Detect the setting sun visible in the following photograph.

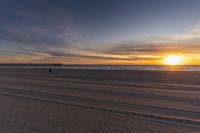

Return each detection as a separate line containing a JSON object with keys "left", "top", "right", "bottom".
{"left": 163, "top": 55, "right": 184, "bottom": 65}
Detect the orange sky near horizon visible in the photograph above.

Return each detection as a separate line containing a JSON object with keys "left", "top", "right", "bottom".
{"left": 0, "top": 52, "right": 200, "bottom": 65}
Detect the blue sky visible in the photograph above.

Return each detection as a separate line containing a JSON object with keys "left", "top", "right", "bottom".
{"left": 1, "top": 0, "right": 200, "bottom": 64}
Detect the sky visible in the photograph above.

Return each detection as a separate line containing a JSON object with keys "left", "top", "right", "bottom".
{"left": 1, "top": 0, "right": 200, "bottom": 65}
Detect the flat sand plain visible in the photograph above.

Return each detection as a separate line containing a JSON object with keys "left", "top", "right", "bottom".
{"left": 0, "top": 68, "right": 199, "bottom": 133}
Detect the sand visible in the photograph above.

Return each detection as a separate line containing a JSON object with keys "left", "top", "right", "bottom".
{"left": 0, "top": 68, "right": 199, "bottom": 133}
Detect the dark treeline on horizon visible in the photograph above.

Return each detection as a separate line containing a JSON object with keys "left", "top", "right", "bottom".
{"left": 0, "top": 63, "right": 63, "bottom": 66}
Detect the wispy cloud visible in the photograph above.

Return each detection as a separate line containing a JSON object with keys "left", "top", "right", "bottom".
{"left": 0, "top": 0, "right": 81, "bottom": 54}
{"left": 0, "top": 0, "right": 200, "bottom": 64}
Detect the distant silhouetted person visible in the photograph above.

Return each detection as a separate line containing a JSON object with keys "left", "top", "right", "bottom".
{"left": 49, "top": 68, "right": 52, "bottom": 72}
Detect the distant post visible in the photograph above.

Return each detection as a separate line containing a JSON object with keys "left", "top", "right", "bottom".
{"left": 49, "top": 68, "right": 52, "bottom": 72}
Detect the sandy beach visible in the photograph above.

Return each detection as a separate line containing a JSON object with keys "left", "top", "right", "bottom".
{"left": 0, "top": 68, "right": 199, "bottom": 133}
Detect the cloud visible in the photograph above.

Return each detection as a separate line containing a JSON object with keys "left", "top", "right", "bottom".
{"left": 90, "top": 24, "right": 200, "bottom": 57}
{"left": 171, "top": 24, "right": 200, "bottom": 42}
{"left": 0, "top": 0, "right": 80, "bottom": 51}
{"left": 0, "top": 0, "right": 200, "bottom": 64}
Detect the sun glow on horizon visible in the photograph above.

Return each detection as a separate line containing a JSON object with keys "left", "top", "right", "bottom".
{"left": 163, "top": 55, "right": 184, "bottom": 65}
